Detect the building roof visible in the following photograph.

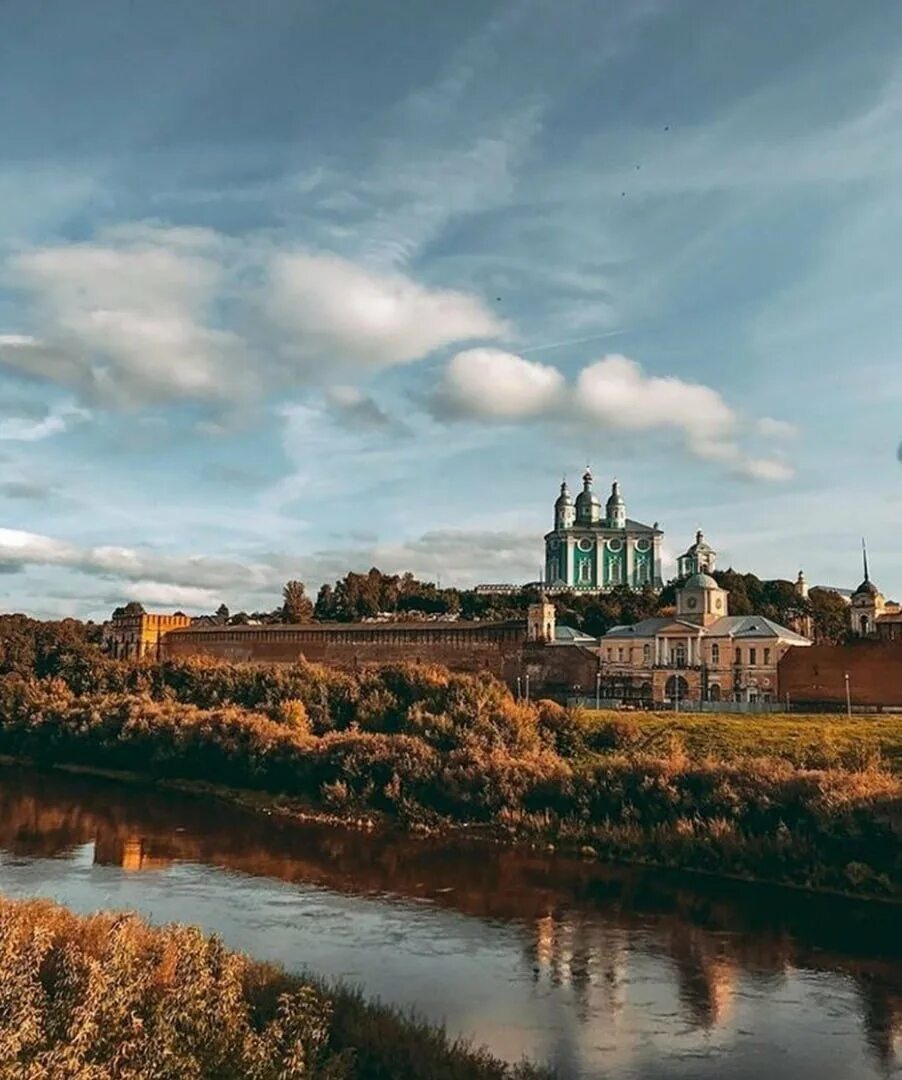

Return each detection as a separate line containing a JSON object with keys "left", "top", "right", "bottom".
{"left": 602, "top": 614, "right": 809, "bottom": 644}
{"left": 683, "top": 572, "right": 720, "bottom": 589}
{"left": 553, "top": 624, "right": 597, "bottom": 643}
{"left": 705, "top": 615, "right": 810, "bottom": 643}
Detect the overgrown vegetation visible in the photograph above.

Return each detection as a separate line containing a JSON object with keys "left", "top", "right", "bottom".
{"left": 0, "top": 894, "right": 549, "bottom": 1079}
{"left": 0, "top": 616, "right": 898, "bottom": 900}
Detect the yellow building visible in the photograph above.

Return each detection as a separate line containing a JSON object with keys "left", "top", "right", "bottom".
{"left": 599, "top": 572, "right": 811, "bottom": 705}
{"left": 102, "top": 602, "right": 192, "bottom": 660}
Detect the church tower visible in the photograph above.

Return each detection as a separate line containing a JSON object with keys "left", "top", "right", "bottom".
{"left": 677, "top": 531, "right": 717, "bottom": 578}
{"left": 850, "top": 540, "right": 886, "bottom": 636}
{"left": 527, "top": 599, "right": 556, "bottom": 642}
{"left": 554, "top": 479, "right": 575, "bottom": 531}
{"left": 676, "top": 573, "right": 728, "bottom": 627}
{"left": 606, "top": 481, "right": 626, "bottom": 529}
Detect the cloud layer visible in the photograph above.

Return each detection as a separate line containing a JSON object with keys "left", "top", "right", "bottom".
{"left": 430, "top": 349, "right": 796, "bottom": 481}
{"left": 0, "top": 228, "right": 505, "bottom": 413}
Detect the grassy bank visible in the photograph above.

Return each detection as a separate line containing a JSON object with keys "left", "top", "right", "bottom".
{"left": 0, "top": 894, "right": 548, "bottom": 1080}
{"left": 583, "top": 709, "right": 902, "bottom": 773}
{"left": 0, "top": 656, "right": 899, "bottom": 901}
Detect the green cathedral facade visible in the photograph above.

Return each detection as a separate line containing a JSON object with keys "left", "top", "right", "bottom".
{"left": 544, "top": 469, "right": 664, "bottom": 592}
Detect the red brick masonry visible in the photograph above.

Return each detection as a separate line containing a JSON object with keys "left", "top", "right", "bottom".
{"left": 778, "top": 641, "right": 902, "bottom": 708}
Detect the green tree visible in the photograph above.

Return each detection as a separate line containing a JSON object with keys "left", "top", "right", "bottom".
{"left": 809, "top": 588, "right": 850, "bottom": 644}
{"left": 282, "top": 581, "right": 314, "bottom": 623}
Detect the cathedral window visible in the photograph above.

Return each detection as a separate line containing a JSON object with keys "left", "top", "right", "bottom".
{"left": 711, "top": 643, "right": 720, "bottom": 665}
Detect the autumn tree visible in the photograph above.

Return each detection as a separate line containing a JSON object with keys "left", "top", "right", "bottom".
{"left": 281, "top": 580, "right": 314, "bottom": 623}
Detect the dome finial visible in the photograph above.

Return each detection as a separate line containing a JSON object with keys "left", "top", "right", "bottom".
{"left": 582, "top": 465, "right": 593, "bottom": 488}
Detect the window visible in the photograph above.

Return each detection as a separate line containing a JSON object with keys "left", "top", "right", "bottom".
{"left": 734, "top": 647, "right": 741, "bottom": 664}
{"left": 711, "top": 643, "right": 720, "bottom": 665}
{"left": 673, "top": 644, "right": 686, "bottom": 667}
{"left": 763, "top": 648, "right": 771, "bottom": 665}
{"left": 749, "top": 647, "right": 757, "bottom": 665}
{"left": 643, "top": 643, "right": 651, "bottom": 664}
{"left": 618, "top": 647, "right": 624, "bottom": 662}
{"left": 607, "top": 648, "right": 613, "bottom": 660}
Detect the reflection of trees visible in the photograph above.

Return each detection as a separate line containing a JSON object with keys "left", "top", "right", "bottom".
{"left": 0, "top": 764, "right": 899, "bottom": 1069}
{"left": 525, "top": 912, "right": 628, "bottom": 1025}
{"left": 857, "top": 973, "right": 902, "bottom": 1073}
{"left": 665, "top": 923, "right": 739, "bottom": 1029}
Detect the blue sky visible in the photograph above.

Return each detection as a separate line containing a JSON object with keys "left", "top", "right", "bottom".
{"left": 1, "top": 0, "right": 901, "bottom": 618}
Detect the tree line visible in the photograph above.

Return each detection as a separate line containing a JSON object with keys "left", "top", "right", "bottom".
{"left": 198, "top": 566, "right": 852, "bottom": 644}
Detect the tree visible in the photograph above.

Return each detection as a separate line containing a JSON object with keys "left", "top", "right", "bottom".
{"left": 809, "top": 588, "right": 850, "bottom": 644}
{"left": 215, "top": 603, "right": 230, "bottom": 625}
{"left": 282, "top": 581, "right": 314, "bottom": 623}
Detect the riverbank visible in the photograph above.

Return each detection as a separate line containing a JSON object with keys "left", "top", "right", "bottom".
{"left": 0, "top": 659, "right": 899, "bottom": 901}
{"left": 0, "top": 893, "right": 550, "bottom": 1079}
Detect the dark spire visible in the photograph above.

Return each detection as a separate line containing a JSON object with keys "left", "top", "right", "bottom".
{"left": 862, "top": 537, "right": 870, "bottom": 583}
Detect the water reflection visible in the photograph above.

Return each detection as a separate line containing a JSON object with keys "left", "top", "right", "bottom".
{"left": 0, "top": 765, "right": 899, "bottom": 1079}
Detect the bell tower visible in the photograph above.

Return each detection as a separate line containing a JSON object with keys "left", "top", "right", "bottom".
{"left": 527, "top": 599, "right": 556, "bottom": 642}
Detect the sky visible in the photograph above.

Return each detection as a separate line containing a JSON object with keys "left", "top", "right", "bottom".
{"left": 1, "top": 0, "right": 901, "bottom": 619}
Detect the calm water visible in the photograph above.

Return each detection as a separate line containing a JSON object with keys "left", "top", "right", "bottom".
{"left": 0, "top": 765, "right": 898, "bottom": 1079}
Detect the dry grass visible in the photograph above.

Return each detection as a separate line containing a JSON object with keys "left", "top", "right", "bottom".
{"left": 0, "top": 894, "right": 549, "bottom": 1080}
{"left": 583, "top": 709, "right": 902, "bottom": 773}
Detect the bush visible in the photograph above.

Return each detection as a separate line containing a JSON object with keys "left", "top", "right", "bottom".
{"left": 0, "top": 895, "right": 550, "bottom": 1079}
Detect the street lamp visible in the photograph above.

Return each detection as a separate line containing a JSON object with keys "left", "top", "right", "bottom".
{"left": 844, "top": 672, "right": 852, "bottom": 720}
{"left": 524, "top": 673, "right": 530, "bottom": 702}
{"left": 595, "top": 670, "right": 601, "bottom": 711}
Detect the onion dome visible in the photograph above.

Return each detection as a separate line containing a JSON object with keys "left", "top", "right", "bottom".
{"left": 554, "top": 479, "right": 573, "bottom": 510}
{"left": 574, "top": 467, "right": 601, "bottom": 523}
{"left": 606, "top": 479, "right": 626, "bottom": 526}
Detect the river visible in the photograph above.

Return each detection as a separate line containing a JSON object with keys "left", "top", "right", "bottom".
{"left": 0, "top": 763, "right": 898, "bottom": 1079}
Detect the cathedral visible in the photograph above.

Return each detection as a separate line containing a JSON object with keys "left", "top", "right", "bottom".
{"left": 544, "top": 469, "right": 664, "bottom": 592}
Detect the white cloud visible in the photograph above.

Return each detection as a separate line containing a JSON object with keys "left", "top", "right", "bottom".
{"left": 575, "top": 355, "right": 736, "bottom": 447}
{"left": 0, "top": 522, "right": 542, "bottom": 614}
{"left": 2, "top": 230, "right": 250, "bottom": 409}
{"left": 427, "top": 349, "right": 795, "bottom": 482}
{"left": 1, "top": 228, "right": 505, "bottom": 411}
{"left": 123, "top": 581, "right": 221, "bottom": 609}
{"left": 0, "top": 400, "right": 90, "bottom": 442}
{"left": 736, "top": 457, "right": 796, "bottom": 482}
{"left": 756, "top": 416, "right": 801, "bottom": 439}
{"left": 432, "top": 348, "right": 566, "bottom": 420}
{"left": 266, "top": 251, "right": 506, "bottom": 374}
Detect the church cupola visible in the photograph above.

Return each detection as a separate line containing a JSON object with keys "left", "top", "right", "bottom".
{"left": 574, "top": 467, "right": 601, "bottom": 525}
{"left": 554, "top": 479, "right": 575, "bottom": 530}
{"left": 677, "top": 529, "right": 717, "bottom": 578}
{"left": 677, "top": 572, "right": 728, "bottom": 626}
{"left": 606, "top": 480, "right": 626, "bottom": 528}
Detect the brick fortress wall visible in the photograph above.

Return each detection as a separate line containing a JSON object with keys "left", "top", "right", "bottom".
{"left": 778, "top": 641, "right": 902, "bottom": 708}
{"left": 162, "top": 622, "right": 600, "bottom": 699}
